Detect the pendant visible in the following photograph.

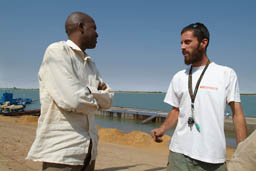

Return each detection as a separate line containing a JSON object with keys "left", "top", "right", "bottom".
{"left": 188, "top": 117, "right": 194, "bottom": 130}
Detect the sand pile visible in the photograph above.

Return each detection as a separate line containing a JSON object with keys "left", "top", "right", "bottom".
{"left": 0, "top": 115, "right": 38, "bottom": 124}
{"left": 0, "top": 115, "right": 170, "bottom": 149}
{"left": 98, "top": 127, "right": 170, "bottom": 150}
{"left": 17, "top": 116, "right": 39, "bottom": 124}
{"left": 97, "top": 127, "right": 235, "bottom": 158}
{"left": 0, "top": 115, "right": 19, "bottom": 122}
{"left": 0, "top": 115, "right": 235, "bottom": 158}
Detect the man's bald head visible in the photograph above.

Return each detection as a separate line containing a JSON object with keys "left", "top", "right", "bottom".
{"left": 65, "top": 12, "right": 93, "bottom": 36}
{"left": 65, "top": 12, "right": 98, "bottom": 51}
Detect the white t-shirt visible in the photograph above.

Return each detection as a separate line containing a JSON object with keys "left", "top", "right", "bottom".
{"left": 164, "top": 62, "right": 240, "bottom": 163}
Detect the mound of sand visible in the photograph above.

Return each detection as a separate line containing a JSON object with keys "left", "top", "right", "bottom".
{"left": 98, "top": 127, "right": 170, "bottom": 151}
{"left": 0, "top": 115, "right": 38, "bottom": 124}
{"left": 0, "top": 115, "right": 235, "bottom": 158}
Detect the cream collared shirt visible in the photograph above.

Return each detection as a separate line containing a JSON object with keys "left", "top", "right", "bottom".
{"left": 26, "top": 40, "right": 114, "bottom": 165}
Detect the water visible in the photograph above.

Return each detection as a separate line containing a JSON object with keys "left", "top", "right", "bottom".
{"left": 113, "top": 92, "right": 256, "bottom": 117}
{"left": 1, "top": 89, "right": 255, "bottom": 147}
{"left": 96, "top": 115, "right": 168, "bottom": 134}
{"left": 1, "top": 90, "right": 255, "bottom": 117}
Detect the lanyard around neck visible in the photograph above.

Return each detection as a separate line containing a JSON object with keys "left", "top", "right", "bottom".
{"left": 188, "top": 60, "right": 210, "bottom": 106}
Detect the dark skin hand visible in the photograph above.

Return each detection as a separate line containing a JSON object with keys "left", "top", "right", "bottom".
{"left": 98, "top": 81, "right": 107, "bottom": 90}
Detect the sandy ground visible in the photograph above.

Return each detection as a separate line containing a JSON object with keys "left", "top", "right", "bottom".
{"left": 0, "top": 115, "right": 235, "bottom": 171}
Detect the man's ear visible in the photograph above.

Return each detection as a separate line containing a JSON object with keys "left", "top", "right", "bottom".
{"left": 78, "top": 23, "right": 84, "bottom": 34}
{"left": 200, "top": 38, "right": 208, "bottom": 49}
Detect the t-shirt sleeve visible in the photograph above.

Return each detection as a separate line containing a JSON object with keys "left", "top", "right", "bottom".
{"left": 226, "top": 68, "right": 241, "bottom": 103}
{"left": 164, "top": 75, "right": 179, "bottom": 108}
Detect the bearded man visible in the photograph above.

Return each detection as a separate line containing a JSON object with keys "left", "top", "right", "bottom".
{"left": 151, "top": 23, "right": 247, "bottom": 171}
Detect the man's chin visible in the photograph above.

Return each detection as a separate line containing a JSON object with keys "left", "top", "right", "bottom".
{"left": 88, "top": 44, "right": 97, "bottom": 49}
{"left": 184, "top": 57, "right": 192, "bottom": 65}
{"left": 184, "top": 61, "right": 191, "bottom": 65}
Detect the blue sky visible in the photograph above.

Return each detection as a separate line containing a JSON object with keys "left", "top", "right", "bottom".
{"left": 0, "top": 0, "right": 255, "bottom": 93}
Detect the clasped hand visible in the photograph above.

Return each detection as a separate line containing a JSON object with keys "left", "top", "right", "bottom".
{"left": 98, "top": 81, "right": 107, "bottom": 90}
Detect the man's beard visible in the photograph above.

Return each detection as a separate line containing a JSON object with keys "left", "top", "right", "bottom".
{"left": 184, "top": 46, "right": 204, "bottom": 65}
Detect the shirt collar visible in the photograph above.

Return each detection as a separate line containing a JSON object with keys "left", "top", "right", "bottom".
{"left": 66, "top": 40, "right": 82, "bottom": 51}
{"left": 66, "top": 40, "right": 91, "bottom": 62}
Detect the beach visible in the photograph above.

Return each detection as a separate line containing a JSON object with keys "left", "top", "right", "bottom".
{"left": 0, "top": 115, "right": 236, "bottom": 171}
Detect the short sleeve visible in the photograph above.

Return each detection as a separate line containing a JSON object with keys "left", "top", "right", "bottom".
{"left": 226, "top": 68, "right": 241, "bottom": 103}
{"left": 164, "top": 74, "right": 180, "bottom": 108}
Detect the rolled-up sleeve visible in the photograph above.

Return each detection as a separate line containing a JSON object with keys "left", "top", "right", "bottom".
{"left": 39, "top": 44, "right": 98, "bottom": 114}
{"left": 86, "top": 64, "right": 113, "bottom": 109}
{"left": 88, "top": 85, "right": 114, "bottom": 109}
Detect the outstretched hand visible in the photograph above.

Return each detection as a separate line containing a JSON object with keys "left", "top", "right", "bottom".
{"left": 151, "top": 128, "right": 165, "bottom": 143}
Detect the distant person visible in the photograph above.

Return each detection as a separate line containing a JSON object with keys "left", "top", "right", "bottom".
{"left": 151, "top": 22, "right": 247, "bottom": 171}
{"left": 27, "top": 11, "right": 114, "bottom": 170}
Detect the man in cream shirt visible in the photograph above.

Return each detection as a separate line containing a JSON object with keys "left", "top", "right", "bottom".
{"left": 27, "top": 12, "right": 114, "bottom": 171}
